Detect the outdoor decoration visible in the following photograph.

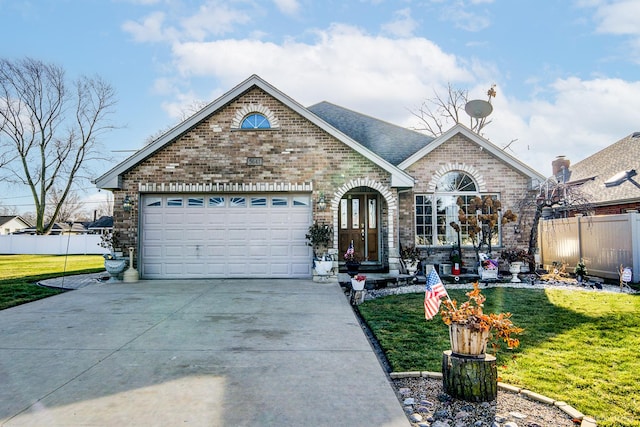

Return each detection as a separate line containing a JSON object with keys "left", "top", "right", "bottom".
{"left": 454, "top": 195, "right": 517, "bottom": 263}
{"left": 351, "top": 274, "right": 366, "bottom": 291}
{"left": 103, "top": 254, "right": 127, "bottom": 282}
{"left": 574, "top": 259, "right": 587, "bottom": 283}
{"left": 439, "top": 282, "right": 523, "bottom": 402}
{"left": 344, "top": 240, "right": 360, "bottom": 277}
{"left": 400, "top": 245, "right": 421, "bottom": 274}
{"left": 123, "top": 247, "right": 139, "bottom": 283}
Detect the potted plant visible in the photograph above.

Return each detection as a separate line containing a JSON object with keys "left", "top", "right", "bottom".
{"left": 351, "top": 274, "right": 366, "bottom": 291}
{"left": 440, "top": 283, "right": 523, "bottom": 356}
{"left": 501, "top": 248, "right": 525, "bottom": 282}
{"left": 305, "top": 222, "right": 332, "bottom": 259}
{"left": 574, "top": 259, "right": 587, "bottom": 283}
{"left": 400, "top": 245, "right": 421, "bottom": 274}
{"left": 306, "top": 222, "right": 333, "bottom": 277}
{"left": 99, "top": 231, "right": 128, "bottom": 282}
{"left": 343, "top": 240, "right": 360, "bottom": 277}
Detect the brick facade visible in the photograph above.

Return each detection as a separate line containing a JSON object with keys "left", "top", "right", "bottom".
{"left": 113, "top": 87, "right": 396, "bottom": 264}
{"left": 102, "top": 78, "right": 538, "bottom": 276}
{"left": 399, "top": 133, "right": 531, "bottom": 264}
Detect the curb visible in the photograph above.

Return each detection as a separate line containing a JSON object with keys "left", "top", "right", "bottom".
{"left": 390, "top": 371, "right": 596, "bottom": 426}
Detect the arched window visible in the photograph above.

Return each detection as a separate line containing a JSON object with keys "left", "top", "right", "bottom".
{"left": 240, "top": 113, "right": 271, "bottom": 129}
{"left": 415, "top": 171, "right": 500, "bottom": 247}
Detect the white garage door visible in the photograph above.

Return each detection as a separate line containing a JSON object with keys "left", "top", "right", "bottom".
{"left": 140, "top": 194, "right": 312, "bottom": 279}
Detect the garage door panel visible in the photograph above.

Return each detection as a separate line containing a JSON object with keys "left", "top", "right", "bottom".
{"left": 164, "top": 212, "right": 185, "bottom": 225}
{"left": 291, "top": 263, "right": 311, "bottom": 276}
{"left": 143, "top": 213, "right": 164, "bottom": 225}
{"left": 165, "top": 245, "right": 186, "bottom": 257}
{"left": 185, "top": 213, "right": 207, "bottom": 224}
{"left": 141, "top": 193, "right": 311, "bottom": 278}
{"left": 164, "top": 230, "right": 186, "bottom": 242}
{"left": 164, "top": 263, "right": 185, "bottom": 275}
{"left": 227, "top": 263, "right": 249, "bottom": 275}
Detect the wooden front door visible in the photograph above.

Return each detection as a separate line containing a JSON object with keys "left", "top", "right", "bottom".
{"left": 338, "top": 194, "right": 379, "bottom": 262}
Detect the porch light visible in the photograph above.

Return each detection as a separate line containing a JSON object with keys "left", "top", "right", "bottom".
{"left": 317, "top": 193, "right": 327, "bottom": 211}
{"left": 123, "top": 195, "right": 133, "bottom": 213}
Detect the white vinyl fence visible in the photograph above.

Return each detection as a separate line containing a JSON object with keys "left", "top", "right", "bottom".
{"left": 0, "top": 234, "right": 109, "bottom": 255}
{"left": 539, "top": 211, "right": 640, "bottom": 282}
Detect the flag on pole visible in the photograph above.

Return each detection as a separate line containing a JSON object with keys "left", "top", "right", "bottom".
{"left": 424, "top": 269, "right": 448, "bottom": 320}
{"left": 345, "top": 240, "right": 355, "bottom": 260}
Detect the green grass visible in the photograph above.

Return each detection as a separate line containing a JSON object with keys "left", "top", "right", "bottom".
{"left": 358, "top": 287, "right": 640, "bottom": 427}
{"left": 0, "top": 255, "right": 105, "bottom": 310}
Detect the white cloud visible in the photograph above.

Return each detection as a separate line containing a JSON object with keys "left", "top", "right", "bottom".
{"left": 122, "top": 11, "right": 177, "bottom": 42}
{"left": 592, "top": 0, "right": 640, "bottom": 35}
{"left": 382, "top": 8, "right": 419, "bottom": 37}
{"left": 485, "top": 77, "right": 640, "bottom": 175}
{"left": 169, "top": 24, "right": 473, "bottom": 123}
{"left": 122, "top": 1, "right": 253, "bottom": 43}
{"left": 179, "top": 2, "right": 252, "bottom": 40}
{"left": 439, "top": 1, "right": 492, "bottom": 32}
{"left": 272, "top": 0, "right": 300, "bottom": 16}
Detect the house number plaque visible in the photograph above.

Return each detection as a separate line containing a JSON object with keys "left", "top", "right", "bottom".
{"left": 247, "top": 157, "right": 263, "bottom": 166}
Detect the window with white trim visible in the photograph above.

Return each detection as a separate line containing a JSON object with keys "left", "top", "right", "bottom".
{"left": 415, "top": 171, "right": 500, "bottom": 247}
{"left": 241, "top": 113, "right": 270, "bottom": 129}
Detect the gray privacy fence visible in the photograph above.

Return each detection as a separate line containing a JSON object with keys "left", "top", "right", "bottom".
{"left": 0, "top": 234, "right": 109, "bottom": 255}
{"left": 539, "top": 211, "right": 640, "bottom": 283}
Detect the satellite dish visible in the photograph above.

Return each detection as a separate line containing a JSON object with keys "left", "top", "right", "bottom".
{"left": 604, "top": 169, "right": 638, "bottom": 187}
{"left": 465, "top": 99, "right": 493, "bottom": 119}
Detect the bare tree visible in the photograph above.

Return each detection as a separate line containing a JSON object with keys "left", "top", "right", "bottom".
{"left": 0, "top": 202, "right": 18, "bottom": 215}
{"left": 0, "top": 57, "right": 117, "bottom": 234}
{"left": 45, "top": 187, "right": 85, "bottom": 223}
{"left": 411, "top": 83, "right": 496, "bottom": 137}
{"left": 144, "top": 99, "right": 209, "bottom": 145}
{"left": 516, "top": 178, "right": 594, "bottom": 266}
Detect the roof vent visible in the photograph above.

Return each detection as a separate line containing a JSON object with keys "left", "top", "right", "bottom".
{"left": 632, "top": 132, "right": 640, "bottom": 138}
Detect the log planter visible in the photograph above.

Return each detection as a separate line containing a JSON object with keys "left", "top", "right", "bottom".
{"left": 443, "top": 323, "right": 497, "bottom": 402}
{"left": 442, "top": 350, "right": 497, "bottom": 402}
{"left": 448, "top": 323, "right": 489, "bottom": 357}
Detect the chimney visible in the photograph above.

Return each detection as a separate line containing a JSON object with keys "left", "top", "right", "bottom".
{"left": 552, "top": 155, "right": 570, "bottom": 180}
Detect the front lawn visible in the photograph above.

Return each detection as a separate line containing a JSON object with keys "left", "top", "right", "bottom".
{"left": 0, "top": 255, "right": 105, "bottom": 310}
{"left": 358, "top": 286, "right": 640, "bottom": 427}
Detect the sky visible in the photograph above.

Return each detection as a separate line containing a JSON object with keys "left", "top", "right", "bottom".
{"left": 1, "top": 0, "right": 640, "bottom": 215}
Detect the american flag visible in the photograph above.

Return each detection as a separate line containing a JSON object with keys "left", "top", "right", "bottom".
{"left": 345, "top": 240, "right": 355, "bottom": 259}
{"left": 424, "top": 269, "right": 448, "bottom": 320}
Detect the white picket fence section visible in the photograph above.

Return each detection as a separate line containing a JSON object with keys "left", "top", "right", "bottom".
{"left": 0, "top": 234, "right": 109, "bottom": 255}
{"left": 539, "top": 211, "right": 640, "bottom": 282}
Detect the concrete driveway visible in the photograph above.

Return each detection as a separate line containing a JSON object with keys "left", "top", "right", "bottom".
{"left": 0, "top": 279, "right": 409, "bottom": 426}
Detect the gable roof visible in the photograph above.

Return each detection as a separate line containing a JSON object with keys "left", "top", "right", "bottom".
{"left": 398, "top": 123, "right": 546, "bottom": 186}
{"left": 0, "top": 215, "right": 31, "bottom": 228}
{"left": 94, "top": 74, "right": 415, "bottom": 189}
{"left": 307, "top": 102, "right": 433, "bottom": 166}
{"left": 564, "top": 132, "right": 640, "bottom": 205}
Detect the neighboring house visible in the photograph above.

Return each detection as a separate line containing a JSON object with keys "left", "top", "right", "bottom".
{"left": 559, "top": 132, "right": 640, "bottom": 214}
{"left": 15, "top": 222, "right": 88, "bottom": 235}
{"left": 94, "top": 75, "right": 545, "bottom": 279}
{"left": 85, "top": 215, "right": 114, "bottom": 235}
{"left": 0, "top": 215, "right": 31, "bottom": 235}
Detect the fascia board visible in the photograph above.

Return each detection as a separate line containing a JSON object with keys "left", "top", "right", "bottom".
{"left": 398, "top": 123, "right": 546, "bottom": 183}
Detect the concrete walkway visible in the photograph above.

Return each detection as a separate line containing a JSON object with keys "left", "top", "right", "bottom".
{"left": 0, "top": 278, "right": 409, "bottom": 426}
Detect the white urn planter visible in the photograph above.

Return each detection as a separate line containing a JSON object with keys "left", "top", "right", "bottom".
{"left": 509, "top": 262, "right": 522, "bottom": 283}
{"left": 404, "top": 260, "right": 419, "bottom": 275}
{"left": 104, "top": 257, "right": 128, "bottom": 282}
{"left": 351, "top": 277, "right": 366, "bottom": 291}
{"left": 314, "top": 260, "right": 333, "bottom": 276}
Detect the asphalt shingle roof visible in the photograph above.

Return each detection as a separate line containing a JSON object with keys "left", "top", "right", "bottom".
{"left": 307, "top": 101, "right": 433, "bottom": 166}
{"left": 566, "top": 132, "right": 640, "bottom": 205}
